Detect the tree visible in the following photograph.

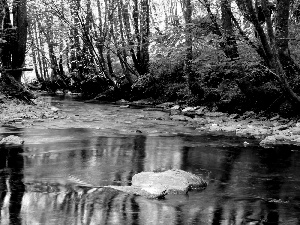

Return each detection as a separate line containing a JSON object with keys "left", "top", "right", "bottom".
{"left": 220, "top": 0, "right": 239, "bottom": 59}
{"left": 182, "top": 0, "right": 194, "bottom": 93}
{"left": 2, "top": 0, "right": 28, "bottom": 82}
{"left": 235, "top": 0, "right": 300, "bottom": 106}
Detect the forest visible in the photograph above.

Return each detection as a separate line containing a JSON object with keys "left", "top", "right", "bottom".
{"left": 1, "top": 0, "right": 300, "bottom": 117}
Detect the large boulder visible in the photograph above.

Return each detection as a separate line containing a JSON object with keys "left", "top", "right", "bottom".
{"left": 131, "top": 169, "right": 207, "bottom": 195}
{"left": 69, "top": 169, "right": 207, "bottom": 199}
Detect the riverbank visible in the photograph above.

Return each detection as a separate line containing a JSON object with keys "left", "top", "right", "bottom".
{"left": 1, "top": 93, "right": 300, "bottom": 147}
{"left": 0, "top": 94, "right": 67, "bottom": 127}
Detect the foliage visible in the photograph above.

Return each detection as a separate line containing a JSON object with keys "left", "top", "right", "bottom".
{"left": 1, "top": 0, "right": 300, "bottom": 116}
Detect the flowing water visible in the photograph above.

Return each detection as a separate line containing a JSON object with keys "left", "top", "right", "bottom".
{"left": 1, "top": 95, "right": 300, "bottom": 225}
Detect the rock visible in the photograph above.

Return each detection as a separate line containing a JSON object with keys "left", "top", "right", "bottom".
{"left": 195, "top": 107, "right": 207, "bottom": 116}
{"left": 116, "top": 99, "right": 129, "bottom": 104}
{"left": 219, "top": 125, "right": 238, "bottom": 132}
{"left": 193, "top": 117, "right": 208, "bottom": 125}
{"left": 260, "top": 136, "right": 277, "bottom": 146}
{"left": 236, "top": 126, "right": 271, "bottom": 137}
{"left": 170, "top": 115, "right": 192, "bottom": 122}
{"left": 290, "top": 127, "right": 300, "bottom": 135}
{"left": 156, "top": 102, "right": 175, "bottom": 108}
{"left": 182, "top": 111, "right": 195, "bottom": 118}
{"left": 229, "top": 114, "right": 239, "bottom": 119}
{"left": 182, "top": 107, "right": 196, "bottom": 112}
{"left": 205, "top": 112, "right": 226, "bottom": 117}
{"left": 0, "top": 135, "right": 24, "bottom": 145}
{"left": 241, "top": 111, "right": 255, "bottom": 119}
{"left": 209, "top": 124, "right": 221, "bottom": 132}
{"left": 260, "top": 135, "right": 294, "bottom": 146}
{"left": 120, "top": 105, "right": 130, "bottom": 108}
{"left": 132, "top": 169, "right": 207, "bottom": 195}
{"left": 50, "top": 106, "right": 60, "bottom": 112}
{"left": 171, "top": 105, "right": 181, "bottom": 110}
{"left": 270, "top": 115, "right": 280, "bottom": 121}
{"left": 276, "top": 124, "right": 290, "bottom": 131}
{"left": 108, "top": 185, "right": 167, "bottom": 199}
{"left": 243, "top": 141, "right": 250, "bottom": 147}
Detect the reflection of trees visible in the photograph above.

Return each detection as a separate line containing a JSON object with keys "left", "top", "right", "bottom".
{"left": 0, "top": 144, "right": 25, "bottom": 225}
{"left": 174, "top": 138, "right": 298, "bottom": 224}
{"left": 211, "top": 146, "right": 242, "bottom": 225}
{"left": 4, "top": 131, "right": 300, "bottom": 224}
{"left": 0, "top": 148, "right": 8, "bottom": 221}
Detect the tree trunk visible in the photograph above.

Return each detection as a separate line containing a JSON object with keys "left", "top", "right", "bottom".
{"left": 117, "top": 0, "right": 134, "bottom": 84}
{"left": 182, "top": 0, "right": 194, "bottom": 93}
{"left": 34, "top": 21, "right": 46, "bottom": 80}
{"left": 132, "top": 0, "right": 141, "bottom": 64}
{"left": 69, "top": 0, "right": 81, "bottom": 75}
{"left": 221, "top": 0, "right": 239, "bottom": 59}
{"left": 235, "top": 0, "right": 274, "bottom": 67}
{"left": 122, "top": 0, "right": 141, "bottom": 75}
{"left": 140, "top": 0, "right": 150, "bottom": 75}
{"left": 201, "top": 0, "right": 239, "bottom": 60}
{"left": 1, "top": 0, "right": 12, "bottom": 69}
{"left": 10, "top": 0, "right": 28, "bottom": 82}
{"left": 274, "top": 0, "right": 300, "bottom": 77}
{"left": 261, "top": 0, "right": 300, "bottom": 106}
{"left": 28, "top": 24, "right": 42, "bottom": 82}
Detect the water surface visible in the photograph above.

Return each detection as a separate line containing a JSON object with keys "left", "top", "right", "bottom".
{"left": 1, "top": 95, "right": 300, "bottom": 224}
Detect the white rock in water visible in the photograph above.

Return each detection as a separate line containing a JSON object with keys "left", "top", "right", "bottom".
{"left": 50, "top": 106, "right": 60, "bottom": 112}
{"left": 0, "top": 135, "right": 24, "bottom": 145}
{"left": 171, "top": 105, "right": 180, "bottom": 110}
{"left": 132, "top": 169, "right": 207, "bottom": 194}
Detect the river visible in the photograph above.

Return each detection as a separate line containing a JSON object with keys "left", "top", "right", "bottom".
{"left": 0, "top": 95, "right": 300, "bottom": 224}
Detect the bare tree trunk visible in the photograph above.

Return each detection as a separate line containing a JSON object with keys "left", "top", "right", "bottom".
{"left": 140, "top": 0, "right": 150, "bottom": 74}
{"left": 28, "top": 24, "right": 42, "bottom": 82}
{"left": 33, "top": 21, "right": 45, "bottom": 80}
{"left": 122, "top": 0, "right": 140, "bottom": 74}
{"left": 1, "top": 0, "right": 12, "bottom": 69}
{"left": 69, "top": 0, "right": 81, "bottom": 75}
{"left": 11, "top": 0, "right": 28, "bottom": 82}
{"left": 132, "top": 0, "right": 141, "bottom": 64}
{"left": 274, "top": 0, "right": 300, "bottom": 77}
{"left": 221, "top": 0, "right": 239, "bottom": 59}
{"left": 95, "top": 0, "right": 110, "bottom": 77}
{"left": 117, "top": 0, "right": 134, "bottom": 84}
{"left": 182, "top": 0, "right": 194, "bottom": 93}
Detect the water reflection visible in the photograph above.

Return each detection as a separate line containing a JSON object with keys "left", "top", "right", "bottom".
{"left": 1, "top": 127, "right": 300, "bottom": 224}
{"left": 0, "top": 143, "right": 25, "bottom": 225}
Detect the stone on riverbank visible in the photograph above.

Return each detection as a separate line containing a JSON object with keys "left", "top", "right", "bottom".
{"left": 0, "top": 135, "right": 24, "bottom": 145}
{"left": 131, "top": 169, "right": 207, "bottom": 195}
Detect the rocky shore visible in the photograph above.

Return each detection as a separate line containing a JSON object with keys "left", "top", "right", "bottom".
{"left": 0, "top": 94, "right": 67, "bottom": 127}
{"left": 1, "top": 95, "right": 300, "bottom": 148}
{"left": 160, "top": 103, "right": 300, "bottom": 147}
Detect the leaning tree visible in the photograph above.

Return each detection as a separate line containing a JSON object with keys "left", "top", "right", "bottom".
{"left": 234, "top": 0, "right": 300, "bottom": 106}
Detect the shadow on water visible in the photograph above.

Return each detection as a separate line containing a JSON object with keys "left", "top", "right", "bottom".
{"left": 0, "top": 137, "right": 25, "bottom": 225}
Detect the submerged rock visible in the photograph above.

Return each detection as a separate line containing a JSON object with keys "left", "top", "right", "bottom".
{"left": 0, "top": 135, "right": 24, "bottom": 145}
{"left": 132, "top": 169, "right": 207, "bottom": 195}
{"left": 108, "top": 185, "right": 167, "bottom": 199}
